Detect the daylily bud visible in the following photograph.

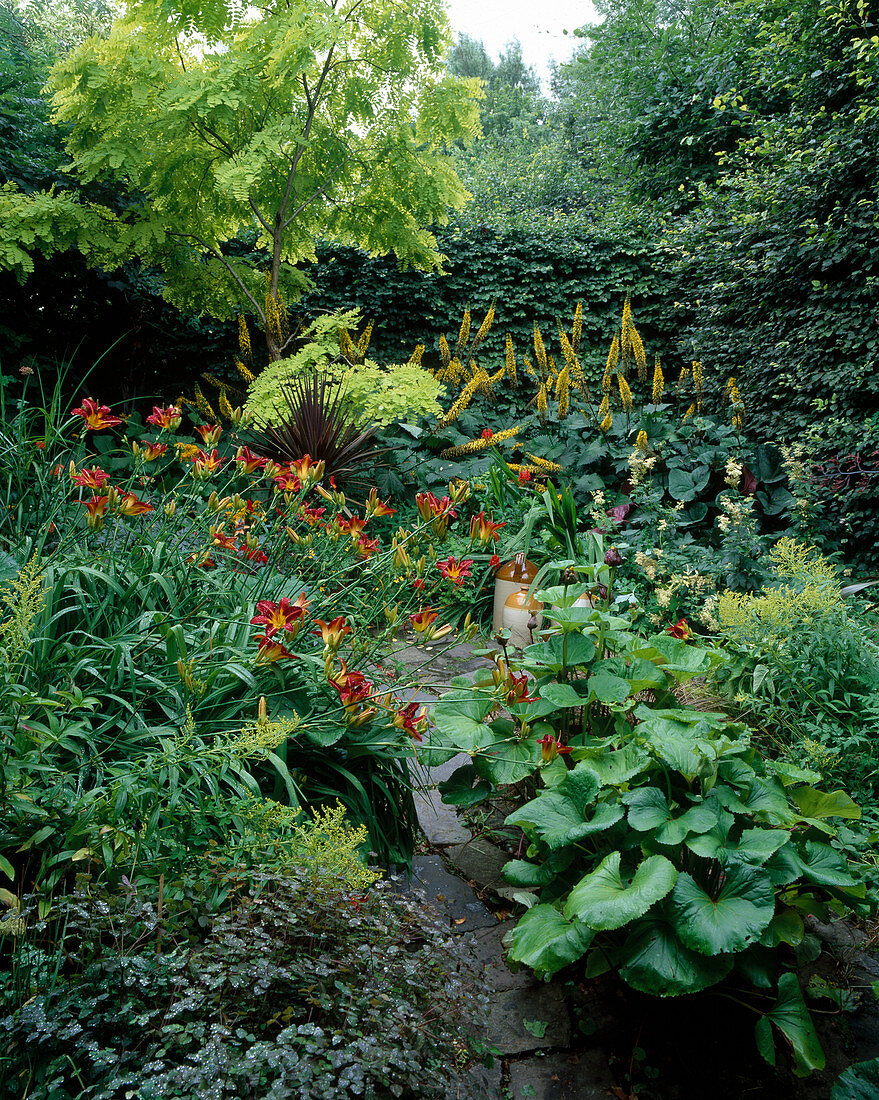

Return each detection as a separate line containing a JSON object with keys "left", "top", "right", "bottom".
{"left": 258, "top": 695, "right": 268, "bottom": 723}
{"left": 164, "top": 499, "right": 177, "bottom": 517}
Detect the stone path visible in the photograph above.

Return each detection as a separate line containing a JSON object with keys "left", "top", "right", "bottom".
{"left": 390, "top": 636, "right": 617, "bottom": 1100}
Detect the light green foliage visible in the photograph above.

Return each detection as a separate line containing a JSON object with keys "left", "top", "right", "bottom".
{"left": 1, "top": 0, "right": 481, "bottom": 349}
{"left": 246, "top": 309, "right": 446, "bottom": 427}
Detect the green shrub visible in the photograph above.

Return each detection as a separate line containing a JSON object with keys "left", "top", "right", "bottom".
{"left": 421, "top": 584, "right": 871, "bottom": 1074}
{"left": 710, "top": 539, "right": 879, "bottom": 805}
{"left": 2, "top": 874, "right": 490, "bottom": 1099}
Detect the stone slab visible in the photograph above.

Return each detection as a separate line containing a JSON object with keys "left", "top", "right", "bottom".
{"left": 462, "top": 1061, "right": 504, "bottom": 1100}
{"left": 507, "top": 1050, "right": 615, "bottom": 1100}
{"left": 466, "top": 923, "right": 532, "bottom": 991}
{"left": 408, "top": 853, "right": 497, "bottom": 931}
{"left": 414, "top": 750, "right": 472, "bottom": 785}
{"left": 487, "top": 985, "right": 572, "bottom": 1055}
{"left": 416, "top": 787, "right": 471, "bottom": 846}
{"left": 446, "top": 835, "right": 520, "bottom": 901}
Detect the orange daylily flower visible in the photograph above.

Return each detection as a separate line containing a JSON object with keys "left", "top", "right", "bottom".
{"left": 468, "top": 510, "right": 506, "bottom": 545}
{"left": 250, "top": 596, "right": 307, "bottom": 637}
{"left": 537, "top": 734, "right": 573, "bottom": 765}
{"left": 666, "top": 618, "right": 692, "bottom": 639}
{"left": 313, "top": 617, "right": 352, "bottom": 651}
{"left": 289, "top": 455, "right": 325, "bottom": 487}
{"left": 116, "top": 491, "right": 154, "bottom": 516}
{"left": 365, "top": 487, "right": 396, "bottom": 518}
{"left": 190, "top": 448, "right": 225, "bottom": 479}
{"left": 254, "top": 633, "right": 295, "bottom": 664}
{"left": 235, "top": 446, "right": 267, "bottom": 473}
{"left": 297, "top": 505, "right": 326, "bottom": 526}
{"left": 194, "top": 423, "right": 222, "bottom": 446}
{"left": 71, "top": 398, "right": 122, "bottom": 431}
{"left": 392, "top": 701, "right": 429, "bottom": 742}
{"left": 337, "top": 515, "right": 369, "bottom": 540}
{"left": 82, "top": 494, "right": 109, "bottom": 530}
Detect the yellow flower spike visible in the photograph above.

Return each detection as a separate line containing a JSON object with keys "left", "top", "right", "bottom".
{"left": 408, "top": 343, "right": 425, "bottom": 366}
{"left": 218, "top": 389, "right": 234, "bottom": 421}
{"left": 682, "top": 404, "right": 696, "bottom": 423}
{"left": 617, "top": 374, "right": 633, "bottom": 412}
{"left": 193, "top": 384, "right": 216, "bottom": 421}
{"left": 598, "top": 394, "right": 610, "bottom": 418}
{"left": 455, "top": 308, "right": 471, "bottom": 356}
{"left": 572, "top": 300, "right": 583, "bottom": 354}
{"left": 693, "top": 360, "right": 705, "bottom": 409}
{"left": 605, "top": 334, "right": 620, "bottom": 381}
{"left": 629, "top": 324, "right": 647, "bottom": 381}
{"left": 238, "top": 315, "right": 252, "bottom": 365}
{"left": 473, "top": 301, "right": 495, "bottom": 350}
{"left": 677, "top": 362, "right": 690, "bottom": 390}
{"left": 526, "top": 453, "right": 564, "bottom": 473}
{"left": 438, "top": 334, "right": 451, "bottom": 367}
{"left": 555, "top": 365, "right": 570, "bottom": 420}
{"left": 652, "top": 360, "right": 665, "bottom": 403}
{"left": 600, "top": 411, "right": 613, "bottom": 433}
{"left": 439, "top": 426, "right": 520, "bottom": 459}
{"left": 533, "top": 322, "right": 547, "bottom": 371}
{"left": 537, "top": 382, "right": 548, "bottom": 421}
{"left": 357, "top": 321, "right": 373, "bottom": 357}
{"left": 338, "top": 328, "right": 357, "bottom": 363}
{"left": 636, "top": 430, "right": 649, "bottom": 451}
{"left": 505, "top": 334, "right": 518, "bottom": 389}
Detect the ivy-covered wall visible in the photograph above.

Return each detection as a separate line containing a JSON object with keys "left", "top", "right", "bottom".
{"left": 295, "top": 223, "right": 688, "bottom": 379}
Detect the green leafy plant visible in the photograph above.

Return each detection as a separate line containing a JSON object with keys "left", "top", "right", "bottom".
{"left": 421, "top": 585, "right": 871, "bottom": 1074}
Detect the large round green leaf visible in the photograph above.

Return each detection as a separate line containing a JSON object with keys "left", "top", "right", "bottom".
{"left": 831, "top": 1057, "right": 879, "bottom": 1099}
{"left": 564, "top": 851, "right": 677, "bottom": 930}
{"left": 669, "top": 866, "right": 776, "bottom": 956}
{"left": 618, "top": 907, "right": 734, "bottom": 997}
{"left": 505, "top": 770, "right": 611, "bottom": 851}
{"left": 506, "top": 903, "right": 593, "bottom": 977}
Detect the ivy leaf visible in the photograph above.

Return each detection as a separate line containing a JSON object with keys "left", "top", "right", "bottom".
{"left": 669, "top": 866, "right": 776, "bottom": 956}
{"left": 564, "top": 851, "right": 677, "bottom": 930}
{"left": 506, "top": 904, "right": 593, "bottom": 977}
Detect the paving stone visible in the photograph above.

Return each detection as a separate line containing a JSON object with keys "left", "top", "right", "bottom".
{"left": 461, "top": 1061, "right": 504, "bottom": 1100}
{"left": 408, "top": 854, "right": 497, "bottom": 931}
{"left": 466, "top": 923, "right": 531, "bottom": 991}
{"left": 415, "top": 749, "right": 472, "bottom": 785}
{"left": 415, "top": 787, "right": 471, "bottom": 845}
{"left": 507, "top": 1050, "right": 615, "bottom": 1099}
{"left": 487, "top": 985, "right": 572, "bottom": 1055}
{"left": 446, "top": 835, "right": 520, "bottom": 901}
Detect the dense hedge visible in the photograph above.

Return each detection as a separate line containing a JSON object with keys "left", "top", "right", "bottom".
{"left": 295, "top": 222, "right": 688, "bottom": 378}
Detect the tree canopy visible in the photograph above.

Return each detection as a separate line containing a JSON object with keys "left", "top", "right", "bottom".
{"left": 1, "top": 0, "right": 481, "bottom": 355}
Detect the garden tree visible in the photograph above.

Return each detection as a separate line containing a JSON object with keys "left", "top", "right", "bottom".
{"left": 2, "top": 0, "right": 481, "bottom": 359}
{"left": 552, "top": 0, "right": 757, "bottom": 210}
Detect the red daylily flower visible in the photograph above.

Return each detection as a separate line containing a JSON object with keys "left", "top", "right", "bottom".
{"left": 146, "top": 405, "right": 182, "bottom": 431}
{"left": 141, "top": 442, "right": 168, "bottom": 462}
{"left": 481, "top": 428, "right": 494, "bottom": 439}
{"left": 517, "top": 468, "right": 532, "bottom": 484}
{"left": 393, "top": 701, "right": 428, "bottom": 742}
{"left": 666, "top": 618, "right": 692, "bottom": 639}
{"left": 356, "top": 535, "right": 380, "bottom": 559}
{"left": 297, "top": 505, "right": 326, "bottom": 526}
{"left": 239, "top": 546, "right": 268, "bottom": 565}
{"left": 71, "top": 398, "right": 122, "bottom": 431}
{"left": 250, "top": 595, "right": 309, "bottom": 636}
{"left": 537, "top": 734, "right": 573, "bottom": 765}
{"left": 501, "top": 671, "right": 538, "bottom": 706}
{"left": 71, "top": 466, "right": 110, "bottom": 489}
{"left": 436, "top": 556, "right": 474, "bottom": 585}
{"left": 489, "top": 554, "right": 501, "bottom": 571}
